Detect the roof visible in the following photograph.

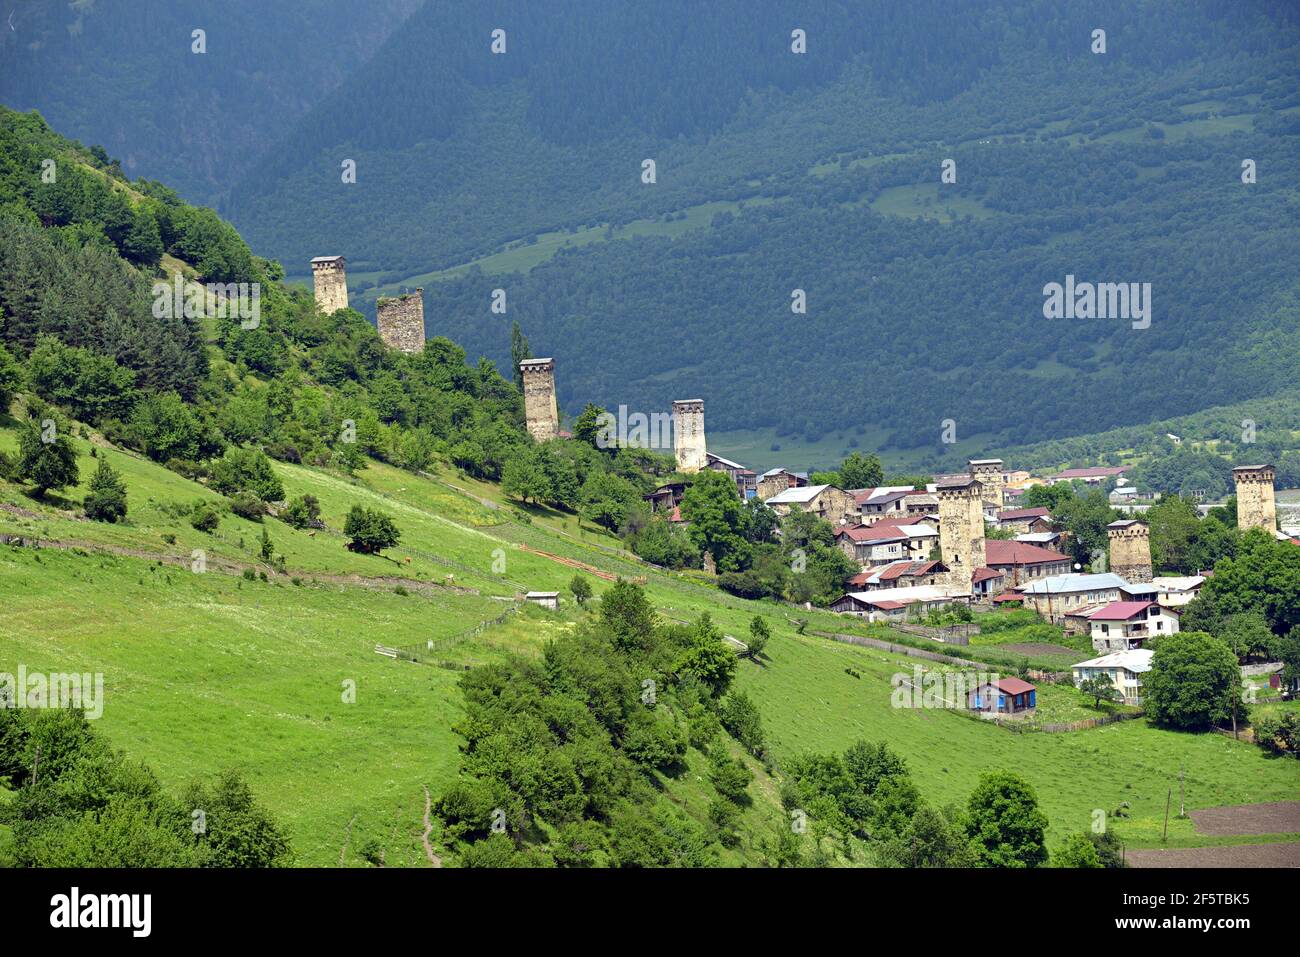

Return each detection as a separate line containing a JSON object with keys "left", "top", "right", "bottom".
{"left": 1014, "top": 532, "right": 1060, "bottom": 543}
{"left": 997, "top": 507, "right": 1050, "bottom": 522}
{"left": 859, "top": 491, "right": 909, "bottom": 507}
{"left": 1106, "top": 519, "right": 1146, "bottom": 529}
{"left": 835, "top": 524, "right": 906, "bottom": 543}
{"left": 1119, "top": 582, "right": 1160, "bottom": 596}
{"left": 1085, "top": 601, "right": 1159, "bottom": 621}
{"left": 875, "top": 560, "right": 944, "bottom": 582}
{"left": 968, "top": 459, "right": 1004, "bottom": 466}
{"left": 759, "top": 467, "right": 800, "bottom": 479}
{"left": 1072, "top": 649, "right": 1154, "bottom": 673}
{"left": 706, "top": 452, "right": 748, "bottom": 471}
{"left": 934, "top": 476, "right": 980, "bottom": 490}
{"left": 765, "top": 484, "right": 832, "bottom": 505}
{"left": 1019, "top": 573, "right": 1130, "bottom": 594}
{"left": 985, "top": 676, "right": 1036, "bottom": 695}
{"left": 667, "top": 506, "right": 685, "bottom": 523}
{"left": 844, "top": 584, "right": 968, "bottom": 604}
{"left": 525, "top": 591, "right": 559, "bottom": 599}
{"left": 518, "top": 357, "right": 554, "bottom": 366}
{"left": 1054, "top": 466, "right": 1128, "bottom": 479}
{"left": 991, "top": 592, "right": 1025, "bottom": 603}
{"left": 972, "top": 567, "right": 1005, "bottom": 583}
{"left": 1153, "top": 576, "right": 1205, "bottom": 592}
{"left": 310, "top": 255, "right": 345, "bottom": 263}
{"left": 984, "top": 540, "right": 1071, "bottom": 567}
{"left": 1232, "top": 464, "right": 1274, "bottom": 472}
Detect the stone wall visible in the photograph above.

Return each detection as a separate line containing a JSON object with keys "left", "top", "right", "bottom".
{"left": 1108, "top": 522, "right": 1152, "bottom": 583}
{"left": 376, "top": 290, "right": 426, "bottom": 354}
{"left": 311, "top": 257, "right": 349, "bottom": 314}
{"left": 672, "top": 400, "right": 707, "bottom": 473}
{"left": 969, "top": 459, "right": 1004, "bottom": 509}
{"left": 1234, "top": 465, "right": 1277, "bottom": 532}
{"left": 937, "top": 480, "right": 986, "bottom": 589}
{"left": 521, "top": 358, "right": 559, "bottom": 441}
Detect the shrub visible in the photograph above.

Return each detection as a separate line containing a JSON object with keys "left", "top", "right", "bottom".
{"left": 190, "top": 501, "right": 220, "bottom": 532}
{"left": 281, "top": 494, "right": 322, "bottom": 530}
{"left": 343, "top": 505, "right": 400, "bottom": 555}
{"left": 230, "top": 491, "right": 266, "bottom": 522}
{"left": 83, "top": 458, "right": 128, "bottom": 523}
{"left": 242, "top": 568, "right": 256, "bottom": 581}
{"left": 209, "top": 446, "right": 284, "bottom": 502}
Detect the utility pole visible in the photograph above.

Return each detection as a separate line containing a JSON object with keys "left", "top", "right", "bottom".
{"left": 1162, "top": 788, "right": 1171, "bottom": 842}
{"left": 1179, "top": 765, "right": 1185, "bottom": 819}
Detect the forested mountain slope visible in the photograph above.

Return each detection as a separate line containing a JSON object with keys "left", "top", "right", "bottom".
{"left": 218, "top": 0, "right": 1300, "bottom": 452}
{"left": 0, "top": 0, "right": 422, "bottom": 205}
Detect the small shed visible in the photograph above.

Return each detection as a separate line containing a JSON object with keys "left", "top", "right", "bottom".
{"left": 969, "top": 677, "right": 1037, "bottom": 715}
{"left": 524, "top": 591, "right": 559, "bottom": 610}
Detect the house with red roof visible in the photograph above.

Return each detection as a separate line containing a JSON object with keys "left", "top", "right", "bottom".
{"left": 993, "top": 506, "right": 1053, "bottom": 534}
{"left": 834, "top": 523, "right": 909, "bottom": 567}
{"left": 1086, "top": 600, "right": 1180, "bottom": 652}
{"left": 968, "top": 676, "right": 1037, "bottom": 716}
{"left": 983, "top": 539, "right": 1073, "bottom": 588}
{"left": 849, "top": 559, "right": 949, "bottom": 591}
{"left": 1049, "top": 466, "right": 1129, "bottom": 486}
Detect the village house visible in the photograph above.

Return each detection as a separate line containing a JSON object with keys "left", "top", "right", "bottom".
{"left": 969, "top": 676, "right": 1037, "bottom": 716}
{"left": 830, "top": 584, "right": 970, "bottom": 622}
{"left": 644, "top": 481, "right": 687, "bottom": 513}
{"left": 1014, "top": 530, "right": 1065, "bottom": 549}
{"left": 853, "top": 487, "right": 914, "bottom": 524}
{"left": 993, "top": 506, "right": 1053, "bottom": 534}
{"left": 972, "top": 566, "right": 1006, "bottom": 598}
{"left": 834, "top": 524, "right": 908, "bottom": 567}
{"left": 1087, "top": 601, "right": 1181, "bottom": 652}
{"left": 756, "top": 467, "right": 808, "bottom": 501}
{"left": 524, "top": 591, "right": 560, "bottom": 610}
{"left": 1147, "top": 575, "right": 1205, "bottom": 607}
{"left": 849, "top": 559, "right": 949, "bottom": 591}
{"left": 1017, "top": 572, "right": 1130, "bottom": 626}
{"left": 765, "top": 484, "right": 857, "bottom": 525}
{"left": 983, "top": 539, "right": 1073, "bottom": 588}
{"left": 903, "top": 490, "right": 939, "bottom": 516}
{"left": 1072, "top": 649, "right": 1154, "bottom": 705}
{"left": 1049, "top": 465, "right": 1129, "bottom": 486}
{"left": 706, "top": 452, "right": 757, "bottom": 500}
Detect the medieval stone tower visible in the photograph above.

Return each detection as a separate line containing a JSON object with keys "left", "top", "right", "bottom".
{"left": 376, "top": 289, "right": 426, "bottom": 354}
{"left": 672, "top": 399, "right": 707, "bottom": 473}
{"left": 1107, "top": 519, "right": 1152, "bottom": 583}
{"left": 969, "top": 458, "right": 1004, "bottom": 509}
{"left": 1233, "top": 465, "right": 1277, "bottom": 532}
{"left": 937, "top": 477, "right": 986, "bottom": 590}
{"left": 310, "top": 256, "right": 349, "bottom": 314}
{"left": 520, "top": 358, "right": 559, "bottom": 442}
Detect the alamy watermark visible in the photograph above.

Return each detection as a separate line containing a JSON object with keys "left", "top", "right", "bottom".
{"left": 0, "top": 666, "right": 104, "bottom": 719}
{"left": 152, "top": 274, "right": 260, "bottom": 328}
{"left": 1042, "top": 274, "right": 1150, "bottom": 330}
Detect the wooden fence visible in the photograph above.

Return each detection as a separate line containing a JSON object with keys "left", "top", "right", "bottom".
{"left": 377, "top": 603, "right": 521, "bottom": 663}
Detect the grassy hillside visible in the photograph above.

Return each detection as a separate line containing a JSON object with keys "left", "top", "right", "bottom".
{"left": 4, "top": 416, "right": 1297, "bottom": 864}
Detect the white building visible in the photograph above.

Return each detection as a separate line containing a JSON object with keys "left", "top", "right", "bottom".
{"left": 1086, "top": 601, "right": 1180, "bottom": 652}
{"left": 1071, "top": 649, "right": 1154, "bottom": 706}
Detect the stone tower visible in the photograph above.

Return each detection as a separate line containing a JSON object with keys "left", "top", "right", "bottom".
{"left": 937, "top": 477, "right": 986, "bottom": 591}
{"left": 969, "top": 458, "right": 1004, "bottom": 509}
{"left": 1107, "top": 520, "right": 1152, "bottom": 584}
{"left": 672, "top": 399, "right": 707, "bottom": 473}
{"left": 1233, "top": 465, "right": 1277, "bottom": 532}
{"left": 376, "top": 289, "right": 426, "bottom": 354}
{"left": 310, "top": 256, "right": 349, "bottom": 314}
{"left": 520, "top": 358, "right": 559, "bottom": 442}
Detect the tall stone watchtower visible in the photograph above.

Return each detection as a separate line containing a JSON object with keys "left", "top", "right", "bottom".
{"left": 936, "top": 477, "right": 986, "bottom": 590}
{"left": 1233, "top": 465, "right": 1277, "bottom": 532}
{"left": 520, "top": 358, "right": 559, "bottom": 442}
{"left": 376, "top": 289, "right": 426, "bottom": 354}
{"left": 969, "top": 458, "right": 1004, "bottom": 509}
{"left": 672, "top": 399, "right": 707, "bottom": 473}
{"left": 310, "top": 256, "right": 349, "bottom": 314}
{"left": 1107, "top": 519, "right": 1152, "bottom": 583}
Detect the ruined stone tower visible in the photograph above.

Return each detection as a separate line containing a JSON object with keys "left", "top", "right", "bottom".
{"left": 1233, "top": 465, "right": 1277, "bottom": 532}
{"left": 672, "top": 399, "right": 707, "bottom": 473}
{"left": 310, "top": 256, "right": 349, "bottom": 314}
{"left": 969, "top": 458, "right": 1004, "bottom": 509}
{"left": 936, "top": 477, "right": 986, "bottom": 591}
{"left": 520, "top": 358, "right": 559, "bottom": 442}
{"left": 1107, "top": 519, "right": 1152, "bottom": 584}
{"left": 376, "top": 289, "right": 425, "bottom": 354}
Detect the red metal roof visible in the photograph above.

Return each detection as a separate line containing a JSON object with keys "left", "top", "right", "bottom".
{"left": 996, "top": 507, "right": 1051, "bottom": 522}
{"left": 991, "top": 592, "right": 1025, "bottom": 603}
{"left": 991, "top": 677, "right": 1036, "bottom": 695}
{"left": 835, "top": 524, "right": 906, "bottom": 542}
{"left": 984, "top": 540, "right": 1070, "bottom": 566}
{"left": 1085, "top": 601, "right": 1158, "bottom": 620}
{"left": 1054, "top": 466, "right": 1127, "bottom": 479}
{"left": 972, "top": 566, "right": 1004, "bottom": 583}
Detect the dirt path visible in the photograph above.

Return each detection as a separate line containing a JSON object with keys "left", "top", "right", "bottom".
{"left": 4, "top": 534, "right": 483, "bottom": 596}
{"left": 1190, "top": 801, "right": 1300, "bottom": 836}
{"left": 421, "top": 785, "right": 442, "bottom": 867}
{"left": 1127, "top": 842, "right": 1300, "bottom": 868}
